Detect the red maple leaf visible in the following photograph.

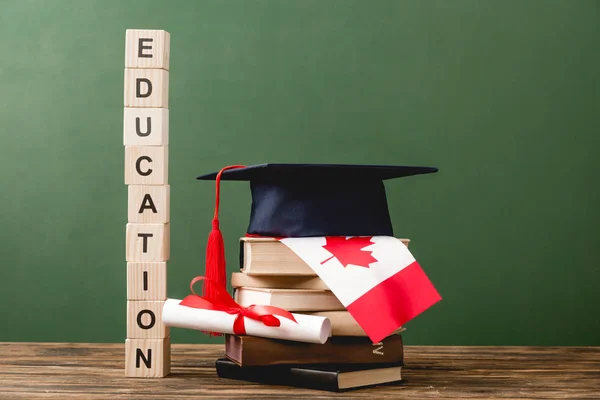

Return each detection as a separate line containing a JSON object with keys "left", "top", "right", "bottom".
{"left": 320, "top": 236, "right": 377, "bottom": 268}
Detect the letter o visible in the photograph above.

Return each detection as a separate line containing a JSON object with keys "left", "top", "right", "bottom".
{"left": 137, "top": 309, "right": 156, "bottom": 330}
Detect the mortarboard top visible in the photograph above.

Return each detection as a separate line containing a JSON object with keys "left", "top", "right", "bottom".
{"left": 197, "top": 163, "right": 438, "bottom": 238}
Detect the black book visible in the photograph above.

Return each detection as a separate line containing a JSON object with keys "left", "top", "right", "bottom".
{"left": 215, "top": 358, "right": 403, "bottom": 392}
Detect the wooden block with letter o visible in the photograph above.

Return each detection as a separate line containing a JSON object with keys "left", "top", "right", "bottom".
{"left": 124, "top": 68, "right": 169, "bottom": 108}
{"left": 125, "top": 146, "right": 168, "bottom": 185}
{"left": 126, "top": 223, "right": 170, "bottom": 262}
{"left": 123, "top": 108, "right": 169, "bottom": 146}
{"left": 127, "top": 300, "right": 169, "bottom": 339}
{"left": 127, "top": 262, "right": 167, "bottom": 300}
{"left": 125, "top": 29, "right": 170, "bottom": 70}
{"left": 128, "top": 185, "right": 170, "bottom": 223}
{"left": 125, "top": 337, "right": 171, "bottom": 378}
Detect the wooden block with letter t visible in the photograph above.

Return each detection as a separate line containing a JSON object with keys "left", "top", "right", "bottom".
{"left": 124, "top": 68, "right": 169, "bottom": 108}
{"left": 127, "top": 262, "right": 167, "bottom": 300}
{"left": 126, "top": 223, "right": 170, "bottom": 262}
{"left": 127, "top": 300, "right": 169, "bottom": 339}
{"left": 128, "top": 185, "right": 170, "bottom": 223}
{"left": 125, "top": 29, "right": 170, "bottom": 70}
{"left": 125, "top": 337, "right": 171, "bottom": 378}
{"left": 125, "top": 146, "right": 168, "bottom": 185}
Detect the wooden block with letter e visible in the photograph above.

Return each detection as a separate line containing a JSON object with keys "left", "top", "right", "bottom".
{"left": 125, "top": 146, "right": 168, "bottom": 185}
{"left": 127, "top": 262, "right": 167, "bottom": 300}
{"left": 128, "top": 185, "right": 170, "bottom": 223}
{"left": 123, "top": 108, "right": 169, "bottom": 146}
{"left": 124, "top": 68, "right": 169, "bottom": 108}
{"left": 125, "top": 29, "right": 170, "bottom": 70}
{"left": 126, "top": 223, "right": 170, "bottom": 262}
{"left": 125, "top": 337, "right": 171, "bottom": 378}
{"left": 127, "top": 300, "right": 169, "bottom": 339}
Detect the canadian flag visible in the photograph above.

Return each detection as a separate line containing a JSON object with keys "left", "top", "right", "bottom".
{"left": 279, "top": 236, "right": 441, "bottom": 343}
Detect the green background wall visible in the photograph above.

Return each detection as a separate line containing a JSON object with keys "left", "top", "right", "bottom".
{"left": 1, "top": 0, "right": 598, "bottom": 345}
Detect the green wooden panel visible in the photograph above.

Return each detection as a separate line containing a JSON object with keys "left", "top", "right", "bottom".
{"left": 0, "top": 0, "right": 598, "bottom": 345}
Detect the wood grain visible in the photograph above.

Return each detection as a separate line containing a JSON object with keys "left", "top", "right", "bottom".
{"left": 0, "top": 343, "right": 598, "bottom": 399}
{"left": 125, "top": 338, "right": 170, "bottom": 378}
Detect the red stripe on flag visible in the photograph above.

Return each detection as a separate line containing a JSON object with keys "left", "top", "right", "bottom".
{"left": 346, "top": 261, "right": 441, "bottom": 343}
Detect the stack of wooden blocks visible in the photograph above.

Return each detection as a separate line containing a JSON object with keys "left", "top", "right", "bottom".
{"left": 123, "top": 29, "right": 171, "bottom": 378}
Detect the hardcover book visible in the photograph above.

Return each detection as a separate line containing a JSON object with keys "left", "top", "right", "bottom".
{"left": 225, "top": 334, "right": 404, "bottom": 366}
{"left": 234, "top": 287, "right": 345, "bottom": 311}
{"left": 239, "top": 237, "right": 410, "bottom": 276}
{"left": 216, "top": 358, "right": 403, "bottom": 392}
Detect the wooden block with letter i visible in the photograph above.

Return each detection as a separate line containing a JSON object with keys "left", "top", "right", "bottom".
{"left": 127, "top": 262, "right": 167, "bottom": 300}
{"left": 126, "top": 223, "right": 170, "bottom": 262}
{"left": 125, "top": 337, "right": 171, "bottom": 378}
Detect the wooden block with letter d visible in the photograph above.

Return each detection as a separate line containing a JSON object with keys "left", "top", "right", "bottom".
{"left": 128, "top": 185, "right": 170, "bottom": 223}
{"left": 124, "top": 68, "right": 169, "bottom": 108}
{"left": 125, "top": 337, "right": 171, "bottom": 378}
{"left": 126, "top": 223, "right": 170, "bottom": 262}
{"left": 125, "top": 29, "right": 170, "bottom": 70}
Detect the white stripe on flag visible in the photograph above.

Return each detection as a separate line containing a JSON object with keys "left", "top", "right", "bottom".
{"left": 280, "top": 236, "right": 416, "bottom": 305}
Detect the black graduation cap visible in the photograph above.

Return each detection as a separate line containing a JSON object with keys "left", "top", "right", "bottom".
{"left": 196, "top": 163, "right": 438, "bottom": 238}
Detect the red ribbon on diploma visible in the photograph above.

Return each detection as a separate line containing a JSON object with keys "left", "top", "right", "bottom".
{"left": 179, "top": 276, "right": 298, "bottom": 335}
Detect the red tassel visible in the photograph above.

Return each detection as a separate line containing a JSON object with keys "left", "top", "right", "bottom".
{"left": 203, "top": 165, "right": 246, "bottom": 303}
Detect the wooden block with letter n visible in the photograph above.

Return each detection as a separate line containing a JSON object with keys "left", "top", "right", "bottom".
{"left": 126, "top": 223, "right": 170, "bottom": 262}
{"left": 128, "top": 185, "right": 170, "bottom": 223}
{"left": 125, "top": 337, "right": 171, "bottom": 378}
{"left": 125, "top": 146, "right": 168, "bottom": 185}
{"left": 125, "top": 29, "right": 170, "bottom": 70}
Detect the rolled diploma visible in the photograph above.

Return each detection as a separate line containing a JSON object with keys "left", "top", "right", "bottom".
{"left": 162, "top": 298, "right": 331, "bottom": 344}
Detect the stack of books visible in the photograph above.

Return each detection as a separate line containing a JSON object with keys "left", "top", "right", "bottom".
{"left": 216, "top": 237, "right": 409, "bottom": 391}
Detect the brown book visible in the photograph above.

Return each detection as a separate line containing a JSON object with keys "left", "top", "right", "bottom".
{"left": 231, "top": 272, "right": 330, "bottom": 290}
{"left": 234, "top": 287, "right": 344, "bottom": 311}
{"left": 300, "top": 311, "right": 405, "bottom": 337}
{"left": 239, "top": 237, "right": 410, "bottom": 276}
{"left": 225, "top": 334, "right": 404, "bottom": 366}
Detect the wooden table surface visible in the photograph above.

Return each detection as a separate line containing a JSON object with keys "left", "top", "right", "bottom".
{"left": 0, "top": 343, "right": 598, "bottom": 399}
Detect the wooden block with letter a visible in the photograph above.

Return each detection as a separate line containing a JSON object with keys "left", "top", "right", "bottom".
{"left": 125, "top": 29, "right": 170, "bottom": 70}
{"left": 125, "top": 337, "right": 171, "bottom": 378}
{"left": 128, "top": 185, "right": 170, "bottom": 223}
{"left": 124, "top": 146, "right": 168, "bottom": 185}
{"left": 126, "top": 223, "right": 170, "bottom": 262}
